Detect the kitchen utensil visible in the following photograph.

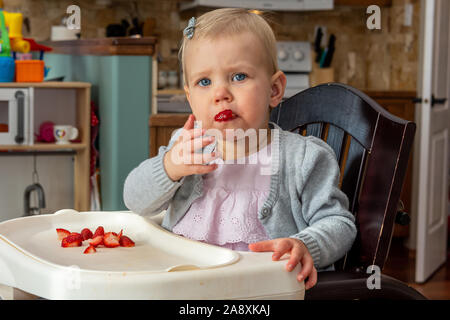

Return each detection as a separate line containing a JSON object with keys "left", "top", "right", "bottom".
{"left": 23, "top": 183, "right": 46, "bottom": 217}
{"left": 314, "top": 27, "right": 323, "bottom": 63}
{"left": 321, "top": 34, "right": 336, "bottom": 68}
{"left": 23, "top": 154, "right": 46, "bottom": 217}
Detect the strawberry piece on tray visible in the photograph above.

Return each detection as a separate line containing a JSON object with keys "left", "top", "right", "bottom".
{"left": 83, "top": 245, "right": 97, "bottom": 254}
{"left": 93, "top": 226, "right": 104, "bottom": 238}
{"left": 119, "top": 235, "right": 135, "bottom": 247}
{"left": 103, "top": 232, "right": 120, "bottom": 248}
{"left": 61, "top": 234, "right": 83, "bottom": 247}
{"left": 88, "top": 235, "right": 103, "bottom": 247}
{"left": 81, "top": 228, "right": 93, "bottom": 241}
{"left": 56, "top": 228, "right": 71, "bottom": 241}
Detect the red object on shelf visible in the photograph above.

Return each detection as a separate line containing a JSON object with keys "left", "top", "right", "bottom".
{"left": 35, "top": 121, "right": 55, "bottom": 143}
{"left": 22, "top": 38, "right": 52, "bottom": 52}
{"left": 0, "top": 124, "right": 8, "bottom": 132}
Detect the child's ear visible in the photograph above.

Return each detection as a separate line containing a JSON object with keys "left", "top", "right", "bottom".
{"left": 269, "top": 71, "right": 287, "bottom": 107}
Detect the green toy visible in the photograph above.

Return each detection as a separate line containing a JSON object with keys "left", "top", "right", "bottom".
{"left": 0, "top": 9, "right": 11, "bottom": 57}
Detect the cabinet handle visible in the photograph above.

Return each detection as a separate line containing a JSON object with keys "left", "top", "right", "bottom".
{"left": 15, "top": 91, "right": 25, "bottom": 144}
{"left": 431, "top": 95, "right": 447, "bottom": 107}
{"left": 412, "top": 95, "right": 447, "bottom": 107}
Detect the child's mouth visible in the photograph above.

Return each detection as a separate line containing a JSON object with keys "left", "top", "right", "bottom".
{"left": 214, "top": 109, "right": 237, "bottom": 122}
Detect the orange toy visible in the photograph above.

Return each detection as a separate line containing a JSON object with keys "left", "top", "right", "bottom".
{"left": 15, "top": 60, "right": 44, "bottom": 82}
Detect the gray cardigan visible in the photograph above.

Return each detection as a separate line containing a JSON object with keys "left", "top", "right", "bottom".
{"left": 123, "top": 121, "right": 357, "bottom": 269}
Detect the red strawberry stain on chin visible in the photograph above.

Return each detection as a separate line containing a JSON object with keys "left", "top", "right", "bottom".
{"left": 214, "top": 109, "right": 236, "bottom": 122}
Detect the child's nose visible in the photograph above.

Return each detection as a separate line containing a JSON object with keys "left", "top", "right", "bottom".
{"left": 214, "top": 86, "right": 232, "bottom": 104}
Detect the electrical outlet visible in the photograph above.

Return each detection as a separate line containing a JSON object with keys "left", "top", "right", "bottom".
{"left": 404, "top": 3, "right": 413, "bottom": 27}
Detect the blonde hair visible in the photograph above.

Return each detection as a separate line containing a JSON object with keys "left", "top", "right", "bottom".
{"left": 179, "top": 8, "right": 279, "bottom": 86}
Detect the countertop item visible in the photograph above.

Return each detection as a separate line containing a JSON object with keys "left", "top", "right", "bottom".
{"left": 0, "top": 209, "right": 305, "bottom": 300}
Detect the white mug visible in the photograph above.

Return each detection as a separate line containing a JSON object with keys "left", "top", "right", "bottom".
{"left": 54, "top": 125, "right": 79, "bottom": 144}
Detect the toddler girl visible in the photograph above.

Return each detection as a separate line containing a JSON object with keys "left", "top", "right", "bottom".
{"left": 123, "top": 8, "right": 356, "bottom": 290}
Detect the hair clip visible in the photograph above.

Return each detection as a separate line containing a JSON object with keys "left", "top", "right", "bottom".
{"left": 183, "top": 17, "right": 196, "bottom": 39}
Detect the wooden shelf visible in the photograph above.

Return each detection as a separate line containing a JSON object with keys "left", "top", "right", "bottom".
{"left": 335, "top": 0, "right": 392, "bottom": 6}
{"left": 0, "top": 143, "right": 88, "bottom": 152}
{"left": 0, "top": 81, "right": 91, "bottom": 89}
{"left": 41, "top": 37, "right": 157, "bottom": 56}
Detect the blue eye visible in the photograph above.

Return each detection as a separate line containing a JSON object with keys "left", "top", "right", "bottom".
{"left": 198, "top": 78, "right": 211, "bottom": 87}
{"left": 232, "top": 73, "right": 247, "bottom": 81}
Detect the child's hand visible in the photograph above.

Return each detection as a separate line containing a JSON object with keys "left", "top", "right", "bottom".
{"left": 248, "top": 238, "right": 318, "bottom": 290}
{"left": 164, "top": 114, "right": 218, "bottom": 182}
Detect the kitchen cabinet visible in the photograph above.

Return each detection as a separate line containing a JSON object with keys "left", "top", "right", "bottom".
{"left": 43, "top": 37, "right": 156, "bottom": 210}
{"left": 0, "top": 82, "right": 91, "bottom": 220}
{"left": 149, "top": 113, "right": 189, "bottom": 157}
{"left": 335, "top": 0, "right": 392, "bottom": 6}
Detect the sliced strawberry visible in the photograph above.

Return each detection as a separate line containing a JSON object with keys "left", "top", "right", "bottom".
{"left": 61, "top": 234, "right": 83, "bottom": 247}
{"left": 119, "top": 235, "right": 135, "bottom": 247}
{"left": 88, "top": 235, "right": 103, "bottom": 247}
{"left": 118, "top": 229, "right": 123, "bottom": 239}
{"left": 56, "top": 228, "right": 71, "bottom": 241}
{"left": 103, "top": 232, "right": 120, "bottom": 248}
{"left": 214, "top": 109, "right": 236, "bottom": 122}
{"left": 93, "top": 226, "right": 104, "bottom": 238}
{"left": 70, "top": 232, "right": 82, "bottom": 237}
{"left": 81, "top": 228, "right": 93, "bottom": 241}
{"left": 83, "top": 245, "right": 97, "bottom": 254}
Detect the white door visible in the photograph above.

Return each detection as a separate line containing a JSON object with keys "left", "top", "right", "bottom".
{"left": 414, "top": 0, "right": 450, "bottom": 283}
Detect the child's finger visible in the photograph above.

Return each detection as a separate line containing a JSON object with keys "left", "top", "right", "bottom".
{"left": 183, "top": 114, "right": 195, "bottom": 130}
{"left": 297, "top": 255, "right": 314, "bottom": 283}
{"left": 187, "top": 152, "right": 218, "bottom": 165}
{"left": 272, "top": 241, "right": 292, "bottom": 261}
{"left": 305, "top": 267, "right": 318, "bottom": 290}
{"left": 188, "top": 136, "right": 215, "bottom": 152}
{"left": 186, "top": 163, "right": 218, "bottom": 175}
{"left": 181, "top": 128, "right": 205, "bottom": 144}
{"left": 285, "top": 245, "right": 302, "bottom": 271}
{"left": 248, "top": 240, "right": 277, "bottom": 252}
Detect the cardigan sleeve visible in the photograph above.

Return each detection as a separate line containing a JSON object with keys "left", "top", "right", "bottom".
{"left": 123, "top": 128, "right": 186, "bottom": 216}
{"left": 290, "top": 136, "right": 357, "bottom": 269}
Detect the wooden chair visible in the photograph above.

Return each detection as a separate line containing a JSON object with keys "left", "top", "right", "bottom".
{"left": 270, "top": 83, "right": 426, "bottom": 299}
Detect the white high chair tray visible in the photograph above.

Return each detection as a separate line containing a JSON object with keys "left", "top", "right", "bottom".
{"left": 0, "top": 209, "right": 304, "bottom": 300}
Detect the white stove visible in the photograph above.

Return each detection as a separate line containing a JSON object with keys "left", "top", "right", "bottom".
{"left": 276, "top": 41, "right": 312, "bottom": 99}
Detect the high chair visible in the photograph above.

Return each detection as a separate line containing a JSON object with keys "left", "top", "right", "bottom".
{"left": 270, "top": 83, "right": 426, "bottom": 300}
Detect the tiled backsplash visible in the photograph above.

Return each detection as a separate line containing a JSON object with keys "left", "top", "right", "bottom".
{"left": 3, "top": 0, "right": 419, "bottom": 91}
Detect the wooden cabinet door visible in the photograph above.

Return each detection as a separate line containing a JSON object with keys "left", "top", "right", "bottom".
{"left": 149, "top": 114, "right": 190, "bottom": 157}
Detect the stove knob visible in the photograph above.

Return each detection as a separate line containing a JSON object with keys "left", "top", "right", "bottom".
{"left": 293, "top": 50, "right": 304, "bottom": 61}
{"left": 278, "top": 49, "right": 289, "bottom": 61}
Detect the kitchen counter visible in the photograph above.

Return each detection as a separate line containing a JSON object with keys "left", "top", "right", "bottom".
{"left": 41, "top": 37, "right": 157, "bottom": 56}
